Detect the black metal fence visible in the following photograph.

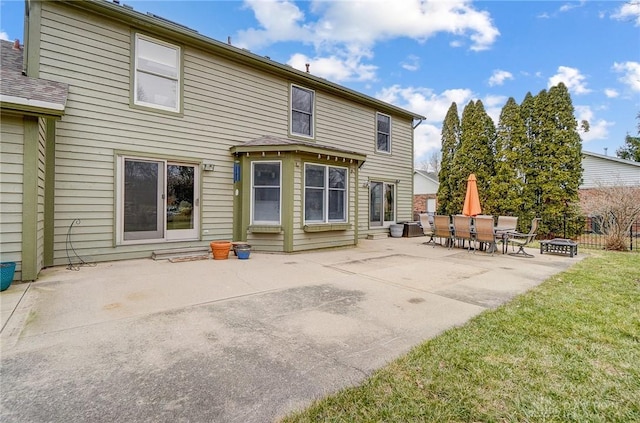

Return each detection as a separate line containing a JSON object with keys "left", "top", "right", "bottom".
{"left": 542, "top": 216, "right": 639, "bottom": 251}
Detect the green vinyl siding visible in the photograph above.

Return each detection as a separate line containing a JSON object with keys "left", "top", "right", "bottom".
{"left": 0, "top": 115, "right": 25, "bottom": 280}
{"left": 34, "top": 1, "right": 416, "bottom": 262}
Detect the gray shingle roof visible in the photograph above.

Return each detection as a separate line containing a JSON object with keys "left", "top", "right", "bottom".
{"left": 239, "top": 135, "right": 364, "bottom": 157}
{"left": 1, "top": 39, "right": 68, "bottom": 111}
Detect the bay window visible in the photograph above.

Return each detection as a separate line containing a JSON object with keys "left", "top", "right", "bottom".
{"left": 252, "top": 161, "right": 281, "bottom": 224}
{"left": 304, "top": 164, "right": 347, "bottom": 223}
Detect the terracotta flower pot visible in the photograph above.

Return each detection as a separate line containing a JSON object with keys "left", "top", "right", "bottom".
{"left": 210, "top": 241, "right": 231, "bottom": 260}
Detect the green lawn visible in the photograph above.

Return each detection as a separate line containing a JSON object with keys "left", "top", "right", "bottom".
{"left": 282, "top": 251, "right": 640, "bottom": 422}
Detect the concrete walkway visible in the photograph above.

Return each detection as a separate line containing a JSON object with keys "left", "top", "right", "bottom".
{"left": 0, "top": 238, "right": 582, "bottom": 422}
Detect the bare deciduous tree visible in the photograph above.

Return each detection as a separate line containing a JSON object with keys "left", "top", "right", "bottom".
{"left": 418, "top": 151, "right": 441, "bottom": 173}
{"left": 580, "top": 182, "right": 640, "bottom": 251}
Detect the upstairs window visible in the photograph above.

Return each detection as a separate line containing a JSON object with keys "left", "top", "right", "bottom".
{"left": 376, "top": 113, "right": 391, "bottom": 153}
{"left": 304, "top": 164, "right": 347, "bottom": 223}
{"left": 134, "top": 34, "right": 181, "bottom": 112}
{"left": 291, "top": 85, "right": 314, "bottom": 137}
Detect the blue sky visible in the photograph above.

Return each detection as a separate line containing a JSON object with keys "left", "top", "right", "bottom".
{"left": 1, "top": 0, "right": 639, "bottom": 165}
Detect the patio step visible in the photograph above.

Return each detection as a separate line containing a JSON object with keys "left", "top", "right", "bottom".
{"left": 151, "top": 246, "right": 210, "bottom": 261}
{"left": 367, "top": 232, "right": 390, "bottom": 240}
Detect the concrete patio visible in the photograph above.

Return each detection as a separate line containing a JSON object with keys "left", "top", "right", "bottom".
{"left": 0, "top": 237, "right": 582, "bottom": 422}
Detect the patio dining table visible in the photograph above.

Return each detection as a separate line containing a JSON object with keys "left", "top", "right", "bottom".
{"left": 448, "top": 222, "right": 517, "bottom": 254}
{"left": 494, "top": 227, "right": 518, "bottom": 254}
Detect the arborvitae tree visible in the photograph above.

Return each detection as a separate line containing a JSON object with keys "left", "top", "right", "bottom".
{"left": 537, "top": 83, "right": 583, "bottom": 237}
{"left": 486, "top": 97, "right": 525, "bottom": 216}
{"left": 519, "top": 92, "right": 539, "bottom": 231}
{"left": 437, "top": 102, "right": 461, "bottom": 215}
{"left": 476, "top": 100, "right": 497, "bottom": 198}
{"left": 452, "top": 100, "right": 496, "bottom": 214}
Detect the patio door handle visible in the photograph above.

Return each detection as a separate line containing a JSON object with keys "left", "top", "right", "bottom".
{"left": 195, "top": 198, "right": 199, "bottom": 207}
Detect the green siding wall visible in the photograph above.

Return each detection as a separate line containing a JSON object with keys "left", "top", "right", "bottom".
{"left": 0, "top": 115, "right": 25, "bottom": 280}
{"left": 37, "top": 1, "right": 415, "bottom": 262}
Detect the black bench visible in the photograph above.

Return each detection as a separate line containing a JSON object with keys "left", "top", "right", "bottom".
{"left": 540, "top": 238, "right": 578, "bottom": 257}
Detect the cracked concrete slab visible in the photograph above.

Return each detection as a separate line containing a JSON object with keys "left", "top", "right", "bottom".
{"left": 0, "top": 237, "right": 583, "bottom": 422}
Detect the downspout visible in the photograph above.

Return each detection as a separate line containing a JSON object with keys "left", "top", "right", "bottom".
{"left": 412, "top": 118, "right": 424, "bottom": 129}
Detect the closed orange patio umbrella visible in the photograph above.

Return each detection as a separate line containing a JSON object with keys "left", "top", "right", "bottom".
{"left": 462, "top": 173, "right": 482, "bottom": 217}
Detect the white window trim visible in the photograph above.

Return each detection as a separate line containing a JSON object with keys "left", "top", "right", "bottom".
{"left": 251, "top": 160, "right": 282, "bottom": 225}
{"left": 116, "top": 155, "right": 166, "bottom": 245}
{"left": 116, "top": 155, "right": 199, "bottom": 245}
{"left": 290, "top": 84, "right": 315, "bottom": 139}
{"left": 134, "top": 33, "right": 181, "bottom": 113}
{"left": 376, "top": 112, "right": 392, "bottom": 154}
{"left": 369, "top": 180, "right": 397, "bottom": 228}
{"left": 303, "top": 163, "right": 348, "bottom": 224}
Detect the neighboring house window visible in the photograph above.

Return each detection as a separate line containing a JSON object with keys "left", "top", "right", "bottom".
{"left": 134, "top": 34, "right": 181, "bottom": 112}
{"left": 376, "top": 113, "right": 391, "bottom": 153}
{"left": 291, "top": 85, "right": 314, "bottom": 137}
{"left": 252, "top": 161, "right": 281, "bottom": 224}
{"left": 304, "top": 164, "right": 347, "bottom": 223}
{"left": 369, "top": 181, "right": 395, "bottom": 226}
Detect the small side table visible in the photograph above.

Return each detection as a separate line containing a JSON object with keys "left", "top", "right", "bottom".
{"left": 402, "top": 222, "right": 424, "bottom": 238}
{"left": 540, "top": 238, "right": 578, "bottom": 258}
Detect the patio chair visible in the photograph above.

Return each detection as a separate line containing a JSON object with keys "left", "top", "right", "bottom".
{"left": 506, "top": 218, "right": 541, "bottom": 258}
{"left": 432, "top": 215, "right": 453, "bottom": 248}
{"left": 452, "top": 215, "right": 473, "bottom": 251}
{"left": 496, "top": 216, "right": 518, "bottom": 231}
{"left": 474, "top": 215, "right": 498, "bottom": 254}
{"left": 496, "top": 215, "right": 519, "bottom": 253}
{"left": 419, "top": 213, "right": 435, "bottom": 245}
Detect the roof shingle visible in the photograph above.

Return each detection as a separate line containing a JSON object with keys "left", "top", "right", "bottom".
{"left": 1, "top": 39, "right": 69, "bottom": 109}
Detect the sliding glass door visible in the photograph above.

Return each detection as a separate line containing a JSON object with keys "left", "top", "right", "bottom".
{"left": 120, "top": 157, "right": 198, "bottom": 243}
{"left": 369, "top": 181, "right": 396, "bottom": 227}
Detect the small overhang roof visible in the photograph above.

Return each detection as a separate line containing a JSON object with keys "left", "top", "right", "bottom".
{"left": 230, "top": 135, "right": 367, "bottom": 164}
{"left": 0, "top": 40, "right": 68, "bottom": 117}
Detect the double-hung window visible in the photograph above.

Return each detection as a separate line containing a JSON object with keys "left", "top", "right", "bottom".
{"left": 376, "top": 113, "right": 391, "bottom": 153}
{"left": 291, "top": 85, "right": 314, "bottom": 137}
{"left": 252, "top": 162, "right": 281, "bottom": 224}
{"left": 134, "top": 34, "right": 181, "bottom": 112}
{"left": 304, "top": 164, "right": 347, "bottom": 223}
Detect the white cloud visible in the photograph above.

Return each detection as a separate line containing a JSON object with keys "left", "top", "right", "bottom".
{"left": 413, "top": 123, "right": 442, "bottom": 162}
{"left": 612, "top": 2, "right": 640, "bottom": 26}
{"left": 488, "top": 69, "right": 514, "bottom": 86}
{"left": 236, "top": 0, "right": 313, "bottom": 49}
{"left": 401, "top": 55, "right": 420, "bottom": 72}
{"left": 537, "top": 1, "right": 585, "bottom": 19}
{"left": 287, "top": 52, "right": 377, "bottom": 82}
{"left": 612, "top": 61, "right": 640, "bottom": 92}
{"left": 575, "top": 105, "right": 613, "bottom": 142}
{"left": 314, "top": 1, "right": 499, "bottom": 51}
{"left": 238, "top": 0, "right": 500, "bottom": 53}
{"left": 559, "top": 1, "right": 585, "bottom": 13}
{"left": 604, "top": 88, "right": 619, "bottom": 98}
{"left": 482, "top": 94, "right": 507, "bottom": 124}
{"left": 0, "top": 31, "right": 9, "bottom": 41}
{"left": 548, "top": 66, "right": 591, "bottom": 94}
{"left": 375, "top": 85, "right": 474, "bottom": 163}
